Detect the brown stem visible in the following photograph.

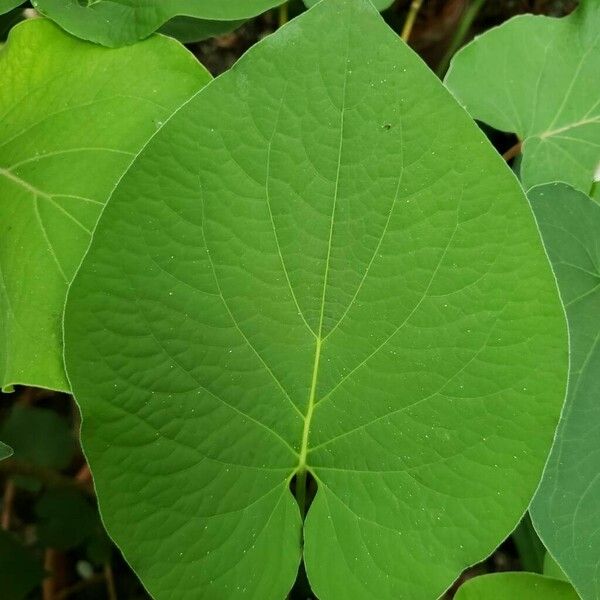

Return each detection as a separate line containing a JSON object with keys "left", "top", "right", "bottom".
{"left": 43, "top": 549, "right": 68, "bottom": 600}
{"left": 104, "top": 563, "right": 118, "bottom": 600}
{"left": 75, "top": 464, "right": 92, "bottom": 485}
{"left": 502, "top": 141, "right": 522, "bottom": 162}
{"left": 1, "top": 480, "right": 15, "bottom": 530}
{"left": 55, "top": 574, "right": 105, "bottom": 600}
{"left": 0, "top": 459, "right": 94, "bottom": 497}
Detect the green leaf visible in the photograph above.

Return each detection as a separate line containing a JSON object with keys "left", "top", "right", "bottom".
{"left": 35, "top": 489, "right": 98, "bottom": 550}
{"left": 0, "top": 530, "right": 45, "bottom": 600}
{"left": 158, "top": 16, "right": 244, "bottom": 44}
{"left": 444, "top": 1, "right": 600, "bottom": 196}
{"left": 454, "top": 573, "right": 579, "bottom": 600}
{"left": 32, "top": 0, "right": 285, "bottom": 46}
{"left": 0, "top": 405, "right": 75, "bottom": 469}
{"left": 529, "top": 182, "right": 600, "bottom": 600}
{"left": 64, "top": 1, "right": 568, "bottom": 598}
{"left": 544, "top": 553, "right": 568, "bottom": 583}
{"left": 0, "top": 19, "right": 210, "bottom": 393}
{"left": 512, "top": 513, "right": 545, "bottom": 573}
{"left": 0, "top": 440, "right": 12, "bottom": 460}
{"left": 0, "top": 0, "right": 24, "bottom": 16}
{"left": 304, "top": 0, "right": 394, "bottom": 10}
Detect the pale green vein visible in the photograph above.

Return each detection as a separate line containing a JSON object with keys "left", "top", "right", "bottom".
{"left": 265, "top": 84, "right": 317, "bottom": 339}
{"left": 296, "top": 26, "right": 351, "bottom": 487}
{"left": 200, "top": 189, "right": 305, "bottom": 421}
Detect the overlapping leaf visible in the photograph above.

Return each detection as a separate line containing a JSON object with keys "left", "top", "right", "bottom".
{"left": 454, "top": 573, "right": 579, "bottom": 600}
{"left": 445, "top": 1, "right": 600, "bottom": 196}
{"left": 529, "top": 183, "right": 600, "bottom": 600}
{"left": 0, "top": 19, "right": 210, "bottom": 393}
{"left": 304, "top": 0, "right": 394, "bottom": 10}
{"left": 64, "top": 0, "right": 567, "bottom": 598}
{"left": 0, "top": 0, "right": 23, "bottom": 16}
{"left": 32, "top": 0, "right": 285, "bottom": 46}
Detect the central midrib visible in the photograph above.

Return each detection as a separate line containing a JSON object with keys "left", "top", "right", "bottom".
{"left": 294, "top": 25, "right": 350, "bottom": 515}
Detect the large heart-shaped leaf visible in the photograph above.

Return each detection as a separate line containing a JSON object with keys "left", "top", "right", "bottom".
{"left": 0, "top": 19, "right": 210, "bottom": 393}
{"left": 454, "top": 573, "right": 579, "bottom": 600}
{"left": 32, "top": 0, "right": 285, "bottom": 47}
{"left": 529, "top": 183, "right": 600, "bottom": 600}
{"left": 64, "top": 1, "right": 568, "bottom": 598}
{"left": 444, "top": 1, "right": 600, "bottom": 196}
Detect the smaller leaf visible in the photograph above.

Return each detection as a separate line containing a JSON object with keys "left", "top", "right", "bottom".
{"left": 0, "top": 440, "right": 13, "bottom": 460}
{"left": 445, "top": 1, "right": 600, "bottom": 195}
{"left": 35, "top": 489, "right": 98, "bottom": 551}
{"left": 0, "top": 530, "right": 45, "bottom": 600}
{"left": 159, "top": 16, "right": 244, "bottom": 43}
{"left": 0, "top": 0, "right": 24, "bottom": 16}
{"left": 304, "top": 0, "right": 394, "bottom": 9}
{"left": 32, "top": 0, "right": 285, "bottom": 46}
{"left": 455, "top": 573, "right": 579, "bottom": 600}
{"left": 0, "top": 405, "right": 75, "bottom": 470}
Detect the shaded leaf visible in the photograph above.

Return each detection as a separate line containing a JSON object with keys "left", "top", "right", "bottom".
{"left": 35, "top": 489, "right": 99, "bottom": 550}
{"left": 0, "top": 19, "right": 210, "bottom": 393}
{"left": 0, "top": 439, "right": 12, "bottom": 460}
{"left": 454, "top": 572, "right": 579, "bottom": 600}
{"left": 0, "top": 0, "right": 23, "bottom": 16}
{"left": 512, "top": 513, "right": 545, "bottom": 573}
{"left": 304, "top": 0, "right": 394, "bottom": 10}
{"left": 0, "top": 530, "right": 45, "bottom": 600}
{"left": 529, "top": 182, "right": 600, "bottom": 600}
{"left": 64, "top": 1, "right": 568, "bottom": 598}
{"left": 159, "top": 16, "right": 244, "bottom": 44}
{"left": 0, "top": 405, "right": 75, "bottom": 469}
{"left": 32, "top": 0, "right": 285, "bottom": 46}
{"left": 445, "top": 1, "right": 600, "bottom": 195}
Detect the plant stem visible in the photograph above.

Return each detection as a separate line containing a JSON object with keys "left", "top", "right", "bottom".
{"left": 502, "top": 140, "right": 522, "bottom": 162}
{"left": 401, "top": 0, "right": 424, "bottom": 43}
{"left": 295, "top": 468, "right": 307, "bottom": 518}
{"left": 1, "top": 480, "right": 15, "bottom": 530}
{"left": 278, "top": 2, "right": 288, "bottom": 27}
{"left": 436, "top": 0, "right": 486, "bottom": 77}
{"left": 104, "top": 563, "right": 118, "bottom": 600}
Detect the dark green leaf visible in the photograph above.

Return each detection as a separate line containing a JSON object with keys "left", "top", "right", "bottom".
{"left": 0, "top": 440, "right": 12, "bottom": 460}
{"left": 0, "top": 405, "right": 75, "bottom": 470}
{"left": 35, "top": 489, "right": 98, "bottom": 550}
{"left": 0, "top": 530, "right": 45, "bottom": 600}
{"left": 529, "top": 182, "right": 600, "bottom": 600}
{"left": 0, "top": 0, "right": 24, "bottom": 16}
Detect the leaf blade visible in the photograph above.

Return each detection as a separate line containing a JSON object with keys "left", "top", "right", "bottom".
{"left": 529, "top": 182, "right": 600, "bottom": 600}
{"left": 64, "top": 1, "right": 568, "bottom": 598}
